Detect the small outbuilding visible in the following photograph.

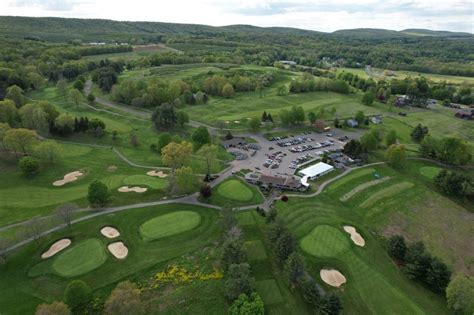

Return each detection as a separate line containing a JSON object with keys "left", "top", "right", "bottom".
{"left": 298, "top": 162, "right": 334, "bottom": 180}
{"left": 346, "top": 119, "right": 359, "bottom": 128}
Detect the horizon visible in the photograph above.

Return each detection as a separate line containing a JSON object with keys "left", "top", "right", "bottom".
{"left": 1, "top": 0, "right": 473, "bottom": 33}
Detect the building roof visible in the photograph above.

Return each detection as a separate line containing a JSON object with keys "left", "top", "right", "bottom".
{"left": 299, "top": 162, "right": 334, "bottom": 178}
{"left": 245, "top": 172, "right": 302, "bottom": 189}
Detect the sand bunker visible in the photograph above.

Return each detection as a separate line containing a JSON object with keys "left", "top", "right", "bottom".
{"left": 118, "top": 186, "right": 148, "bottom": 193}
{"left": 146, "top": 170, "right": 168, "bottom": 178}
{"left": 100, "top": 227, "right": 120, "bottom": 239}
{"left": 53, "top": 171, "right": 83, "bottom": 186}
{"left": 41, "top": 239, "right": 72, "bottom": 259}
{"left": 320, "top": 269, "right": 347, "bottom": 287}
{"left": 108, "top": 241, "right": 128, "bottom": 259}
{"left": 343, "top": 226, "right": 366, "bottom": 247}
{"left": 107, "top": 165, "right": 118, "bottom": 172}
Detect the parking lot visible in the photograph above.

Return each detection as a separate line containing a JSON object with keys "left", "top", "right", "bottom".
{"left": 229, "top": 128, "right": 361, "bottom": 176}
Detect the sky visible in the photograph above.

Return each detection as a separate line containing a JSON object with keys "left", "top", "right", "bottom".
{"left": 1, "top": 0, "right": 473, "bottom": 33}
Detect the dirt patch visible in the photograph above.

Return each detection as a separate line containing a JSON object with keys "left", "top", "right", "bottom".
{"left": 343, "top": 226, "right": 365, "bottom": 247}
{"left": 118, "top": 186, "right": 147, "bottom": 193}
{"left": 147, "top": 170, "right": 168, "bottom": 178}
{"left": 41, "top": 239, "right": 72, "bottom": 259}
{"left": 320, "top": 269, "right": 346, "bottom": 287}
{"left": 53, "top": 171, "right": 83, "bottom": 186}
{"left": 107, "top": 165, "right": 118, "bottom": 172}
{"left": 100, "top": 227, "right": 120, "bottom": 239}
{"left": 108, "top": 241, "right": 128, "bottom": 259}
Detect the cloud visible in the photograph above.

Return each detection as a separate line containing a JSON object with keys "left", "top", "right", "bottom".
{"left": 1, "top": 0, "right": 473, "bottom": 33}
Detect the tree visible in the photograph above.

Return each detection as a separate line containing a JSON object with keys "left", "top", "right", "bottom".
{"left": 292, "top": 105, "right": 305, "bottom": 124}
{"left": 176, "top": 111, "right": 189, "bottom": 127}
{"left": 229, "top": 293, "right": 264, "bottom": 315}
{"left": 225, "top": 130, "right": 234, "bottom": 140}
{"left": 446, "top": 275, "right": 474, "bottom": 315}
{"left": 19, "top": 103, "right": 49, "bottom": 133}
{"left": 192, "top": 126, "right": 211, "bottom": 150}
{"left": 261, "top": 111, "right": 268, "bottom": 122}
{"left": 360, "top": 131, "right": 379, "bottom": 152}
{"left": 434, "top": 170, "right": 472, "bottom": 196}
{"left": 67, "top": 89, "right": 83, "bottom": 107}
{"left": 73, "top": 80, "right": 84, "bottom": 91}
{"left": 313, "top": 119, "right": 326, "bottom": 132}
{"left": 64, "top": 280, "right": 92, "bottom": 314}
{"left": 222, "top": 83, "right": 235, "bottom": 98}
{"left": 56, "top": 203, "right": 77, "bottom": 227}
{"left": 197, "top": 144, "right": 218, "bottom": 176}
{"left": 411, "top": 124, "right": 429, "bottom": 142}
{"left": 387, "top": 95, "right": 396, "bottom": 112}
{"left": 277, "top": 84, "right": 287, "bottom": 96}
{"left": 4, "top": 128, "right": 37, "bottom": 156}
{"left": 200, "top": 184, "right": 212, "bottom": 199}
{"left": 152, "top": 103, "right": 177, "bottom": 129}
{"left": 56, "top": 80, "right": 68, "bottom": 99}
{"left": 87, "top": 180, "right": 110, "bottom": 207}
{"left": 35, "top": 301, "right": 71, "bottom": 315}
{"left": 86, "top": 93, "right": 95, "bottom": 104}
{"left": 156, "top": 132, "right": 172, "bottom": 153}
{"left": 0, "top": 100, "right": 19, "bottom": 126}
{"left": 385, "top": 129, "right": 397, "bottom": 147}
{"left": 174, "top": 166, "right": 198, "bottom": 194}
{"left": 333, "top": 117, "right": 340, "bottom": 128}
{"left": 5, "top": 85, "right": 24, "bottom": 107}
{"left": 425, "top": 256, "right": 451, "bottom": 294}
{"left": 307, "top": 111, "right": 317, "bottom": 124}
{"left": 299, "top": 276, "right": 323, "bottom": 309}
{"left": 224, "top": 263, "right": 255, "bottom": 300}
{"left": 362, "top": 91, "right": 376, "bottom": 106}
{"left": 54, "top": 113, "right": 75, "bottom": 136}
{"left": 0, "top": 123, "right": 11, "bottom": 152}
{"left": 18, "top": 156, "right": 39, "bottom": 176}
{"left": 320, "top": 293, "right": 343, "bottom": 315}
{"left": 249, "top": 117, "right": 261, "bottom": 132}
{"left": 284, "top": 252, "right": 305, "bottom": 286}
{"left": 355, "top": 111, "right": 365, "bottom": 125}
{"left": 387, "top": 235, "right": 407, "bottom": 261}
{"left": 130, "top": 131, "right": 139, "bottom": 147}
{"left": 161, "top": 141, "right": 193, "bottom": 170}
{"left": 385, "top": 144, "right": 406, "bottom": 167}
{"left": 104, "top": 281, "right": 144, "bottom": 315}
{"left": 275, "top": 232, "right": 296, "bottom": 263}
{"left": 34, "top": 141, "right": 61, "bottom": 164}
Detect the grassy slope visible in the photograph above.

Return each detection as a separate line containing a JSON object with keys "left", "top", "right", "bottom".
{"left": 0, "top": 204, "right": 221, "bottom": 314}
{"left": 205, "top": 176, "right": 264, "bottom": 207}
{"left": 275, "top": 159, "right": 474, "bottom": 313}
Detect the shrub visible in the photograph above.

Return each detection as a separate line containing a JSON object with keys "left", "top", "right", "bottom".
{"left": 18, "top": 156, "right": 39, "bottom": 176}
{"left": 64, "top": 280, "right": 92, "bottom": 313}
{"left": 87, "top": 180, "right": 110, "bottom": 207}
{"left": 281, "top": 195, "right": 289, "bottom": 202}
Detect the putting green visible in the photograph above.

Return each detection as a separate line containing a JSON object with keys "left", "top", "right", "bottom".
{"left": 217, "top": 179, "right": 253, "bottom": 201}
{"left": 139, "top": 211, "right": 201, "bottom": 241}
{"left": 419, "top": 166, "right": 442, "bottom": 179}
{"left": 52, "top": 239, "right": 107, "bottom": 277}
{"left": 300, "top": 225, "right": 350, "bottom": 257}
{"left": 123, "top": 175, "right": 168, "bottom": 189}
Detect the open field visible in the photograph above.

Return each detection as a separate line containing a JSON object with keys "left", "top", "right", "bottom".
{"left": 0, "top": 204, "right": 221, "bottom": 314}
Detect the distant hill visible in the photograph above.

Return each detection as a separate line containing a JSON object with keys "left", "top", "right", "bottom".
{"left": 0, "top": 16, "right": 471, "bottom": 43}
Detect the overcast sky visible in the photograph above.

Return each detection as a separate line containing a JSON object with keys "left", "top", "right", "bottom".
{"left": 2, "top": 0, "right": 473, "bottom": 33}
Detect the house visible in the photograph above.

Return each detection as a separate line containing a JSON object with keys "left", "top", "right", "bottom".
{"left": 395, "top": 95, "right": 409, "bottom": 107}
{"left": 346, "top": 119, "right": 359, "bottom": 128}
{"left": 371, "top": 115, "right": 382, "bottom": 124}
{"left": 222, "top": 137, "right": 247, "bottom": 149}
{"left": 244, "top": 172, "right": 307, "bottom": 191}
{"left": 298, "top": 162, "right": 334, "bottom": 180}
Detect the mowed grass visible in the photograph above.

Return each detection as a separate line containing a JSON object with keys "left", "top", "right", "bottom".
{"left": 0, "top": 204, "right": 220, "bottom": 314}
{"left": 52, "top": 239, "right": 107, "bottom": 277}
{"left": 255, "top": 279, "right": 284, "bottom": 305}
{"left": 419, "top": 166, "right": 442, "bottom": 179}
{"left": 206, "top": 177, "right": 264, "bottom": 207}
{"left": 123, "top": 175, "right": 168, "bottom": 189}
{"left": 300, "top": 225, "right": 351, "bottom": 257}
{"left": 217, "top": 179, "right": 254, "bottom": 201}
{"left": 359, "top": 181, "right": 414, "bottom": 208}
{"left": 139, "top": 211, "right": 201, "bottom": 241}
{"left": 243, "top": 240, "right": 268, "bottom": 260}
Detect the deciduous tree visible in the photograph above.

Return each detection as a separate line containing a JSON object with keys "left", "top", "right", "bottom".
{"left": 104, "top": 281, "right": 144, "bottom": 315}
{"left": 35, "top": 301, "right": 71, "bottom": 315}
{"left": 161, "top": 141, "right": 193, "bottom": 170}
{"left": 64, "top": 280, "right": 92, "bottom": 314}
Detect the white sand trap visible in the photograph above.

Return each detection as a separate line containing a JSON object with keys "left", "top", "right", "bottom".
{"left": 53, "top": 171, "right": 83, "bottom": 186}
{"left": 108, "top": 242, "right": 128, "bottom": 259}
{"left": 234, "top": 120, "right": 240, "bottom": 124}
{"left": 146, "top": 170, "right": 168, "bottom": 178}
{"left": 41, "top": 239, "right": 72, "bottom": 259}
{"left": 343, "top": 226, "right": 366, "bottom": 247}
{"left": 100, "top": 227, "right": 120, "bottom": 239}
{"left": 107, "top": 165, "right": 118, "bottom": 172}
{"left": 118, "top": 186, "right": 148, "bottom": 193}
{"left": 320, "top": 269, "right": 347, "bottom": 287}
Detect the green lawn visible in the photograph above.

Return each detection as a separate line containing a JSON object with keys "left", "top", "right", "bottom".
{"left": 122, "top": 174, "right": 168, "bottom": 189}
{"left": 52, "top": 238, "right": 107, "bottom": 277}
{"left": 243, "top": 240, "right": 268, "bottom": 260}
{"left": 0, "top": 204, "right": 220, "bottom": 314}
{"left": 139, "top": 210, "right": 201, "bottom": 241}
{"left": 419, "top": 166, "right": 442, "bottom": 179}
{"left": 275, "top": 160, "right": 472, "bottom": 314}
{"left": 255, "top": 279, "right": 285, "bottom": 305}
{"left": 206, "top": 177, "right": 264, "bottom": 207}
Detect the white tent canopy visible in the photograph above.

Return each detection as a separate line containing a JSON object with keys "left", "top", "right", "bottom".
{"left": 299, "top": 162, "right": 334, "bottom": 180}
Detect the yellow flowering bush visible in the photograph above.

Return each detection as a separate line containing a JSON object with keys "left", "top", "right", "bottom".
{"left": 152, "top": 264, "right": 223, "bottom": 287}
